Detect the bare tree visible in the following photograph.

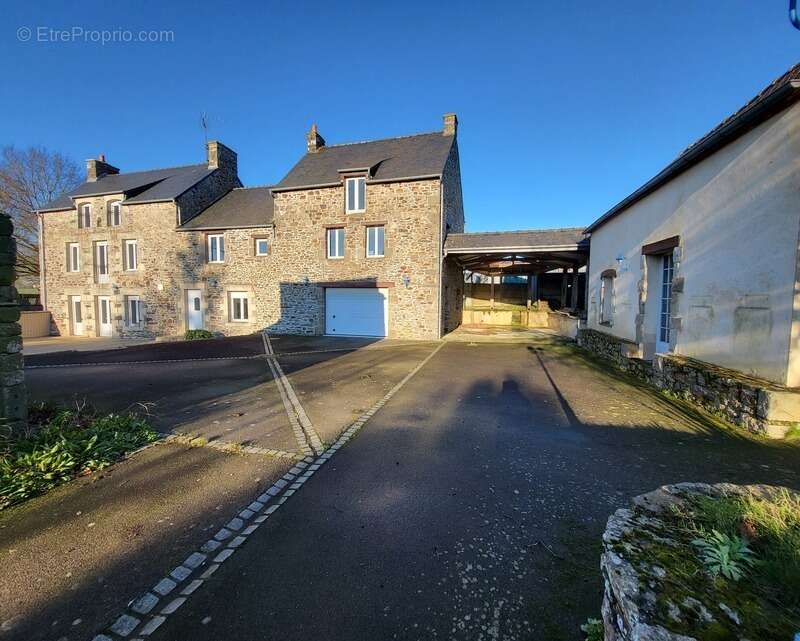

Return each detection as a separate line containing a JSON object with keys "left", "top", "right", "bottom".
{"left": 0, "top": 146, "right": 82, "bottom": 283}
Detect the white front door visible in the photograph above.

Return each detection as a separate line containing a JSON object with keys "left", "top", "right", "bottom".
{"left": 656, "top": 254, "right": 674, "bottom": 353}
{"left": 187, "top": 289, "right": 203, "bottom": 330}
{"left": 70, "top": 295, "right": 83, "bottom": 336}
{"left": 98, "top": 296, "right": 112, "bottom": 337}
{"left": 325, "top": 288, "right": 388, "bottom": 337}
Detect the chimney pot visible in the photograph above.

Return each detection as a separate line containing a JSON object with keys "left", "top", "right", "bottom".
{"left": 306, "top": 123, "right": 325, "bottom": 153}
{"left": 443, "top": 113, "right": 458, "bottom": 137}
{"left": 99, "top": 153, "right": 105, "bottom": 162}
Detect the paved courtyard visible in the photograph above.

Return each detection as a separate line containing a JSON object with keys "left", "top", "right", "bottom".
{"left": 4, "top": 334, "right": 799, "bottom": 640}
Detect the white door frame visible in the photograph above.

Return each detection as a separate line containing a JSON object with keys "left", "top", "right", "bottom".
{"left": 655, "top": 253, "right": 674, "bottom": 354}
{"left": 97, "top": 296, "right": 113, "bottom": 337}
{"left": 96, "top": 241, "right": 109, "bottom": 284}
{"left": 186, "top": 289, "right": 204, "bottom": 330}
{"left": 70, "top": 295, "right": 83, "bottom": 336}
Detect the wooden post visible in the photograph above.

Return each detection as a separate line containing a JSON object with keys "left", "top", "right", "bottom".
{"left": 531, "top": 274, "right": 538, "bottom": 305}
{"left": 560, "top": 269, "right": 568, "bottom": 308}
{"left": 570, "top": 268, "right": 580, "bottom": 309}
{"left": 490, "top": 275, "right": 495, "bottom": 311}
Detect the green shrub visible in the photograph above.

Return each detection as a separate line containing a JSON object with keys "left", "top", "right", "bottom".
{"left": 691, "top": 529, "right": 757, "bottom": 581}
{"left": 692, "top": 490, "right": 800, "bottom": 604}
{"left": 184, "top": 329, "right": 215, "bottom": 341}
{"left": 0, "top": 404, "right": 158, "bottom": 510}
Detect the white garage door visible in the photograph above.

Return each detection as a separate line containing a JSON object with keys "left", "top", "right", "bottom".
{"left": 325, "top": 288, "right": 388, "bottom": 337}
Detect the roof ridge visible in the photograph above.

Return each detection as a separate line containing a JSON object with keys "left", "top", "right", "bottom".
{"left": 234, "top": 184, "right": 276, "bottom": 190}
{"left": 457, "top": 227, "right": 586, "bottom": 235}
{"left": 323, "top": 130, "right": 443, "bottom": 149}
{"left": 102, "top": 162, "right": 207, "bottom": 177}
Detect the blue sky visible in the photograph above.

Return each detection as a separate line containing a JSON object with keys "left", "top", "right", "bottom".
{"left": 2, "top": 1, "right": 798, "bottom": 231}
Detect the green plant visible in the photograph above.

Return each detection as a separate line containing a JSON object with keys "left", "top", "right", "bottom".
{"left": 691, "top": 529, "right": 757, "bottom": 581}
{"left": 185, "top": 329, "right": 214, "bottom": 341}
{"left": 0, "top": 404, "right": 157, "bottom": 510}
{"left": 580, "top": 617, "right": 603, "bottom": 641}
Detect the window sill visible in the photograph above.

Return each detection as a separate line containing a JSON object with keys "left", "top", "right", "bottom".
{"left": 229, "top": 319, "right": 250, "bottom": 324}
{"left": 207, "top": 261, "right": 225, "bottom": 265}
{"left": 366, "top": 254, "right": 385, "bottom": 259}
{"left": 346, "top": 209, "right": 366, "bottom": 215}
{"left": 327, "top": 256, "right": 345, "bottom": 260}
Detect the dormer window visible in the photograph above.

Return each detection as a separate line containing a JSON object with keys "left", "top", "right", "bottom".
{"left": 79, "top": 204, "right": 92, "bottom": 228}
{"left": 345, "top": 177, "right": 366, "bottom": 213}
{"left": 107, "top": 201, "right": 121, "bottom": 226}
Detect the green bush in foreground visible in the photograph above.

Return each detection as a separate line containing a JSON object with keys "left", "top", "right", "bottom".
{"left": 185, "top": 329, "right": 215, "bottom": 341}
{"left": 0, "top": 404, "right": 158, "bottom": 510}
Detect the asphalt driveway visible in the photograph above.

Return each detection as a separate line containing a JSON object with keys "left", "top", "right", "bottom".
{"left": 142, "top": 341, "right": 798, "bottom": 641}
{"left": 10, "top": 336, "right": 800, "bottom": 641}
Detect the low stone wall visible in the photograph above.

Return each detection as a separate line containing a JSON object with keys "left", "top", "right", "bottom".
{"left": 577, "top": 328, "right": 798, "bottom": 437}
{"left": 546, "top": 311, "right": 579, "bottom": 339}
{"left": 601, "top": 483, "right": 797, "bottom": 641}
{"left": 0, "top": 214, "right": 26, "bottom": 433}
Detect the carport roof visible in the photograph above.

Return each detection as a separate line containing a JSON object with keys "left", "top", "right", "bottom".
{"left": 444, "top": 228, "right": 588, "bottom": 275}
{"left": 445, "top": 228, "right": 588, "bottom": 253}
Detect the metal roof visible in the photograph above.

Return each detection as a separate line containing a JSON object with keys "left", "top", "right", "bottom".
{"left": 444, "top": 228, "right": 588, "bottom": 253}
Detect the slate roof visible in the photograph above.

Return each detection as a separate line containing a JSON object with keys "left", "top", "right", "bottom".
{"left": 37, "top": 163, "right": 215, "bottom": 212}
{"left": 179, "top": 187, "right": 274, "bottom": 230}
{"left": 586, "top": 62, "right": 800, "bottom": 233}
{"left": 275, "top": 132, "right": 455, "bottom": 190}
{"left": 445, "top": 228, "right": 588, "bottom": 252}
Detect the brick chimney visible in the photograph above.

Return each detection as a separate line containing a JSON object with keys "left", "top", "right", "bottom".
{"left": 443, "top": 113, "right": 458, "bottom": 137}
{"left": 86, "top": 154, "right": 120, "bottom": 182}
{"left": 306, "top": 124, "right": 325, "bottom": 153}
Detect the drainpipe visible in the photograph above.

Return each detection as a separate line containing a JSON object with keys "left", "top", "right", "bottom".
{"left": 38, "top": 212, "right": 46, "bottom": 310}
{"left": 437, "top": 182, "right": 444, "bottom": 339}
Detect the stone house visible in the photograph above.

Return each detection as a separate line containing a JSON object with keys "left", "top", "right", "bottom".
{"left": 580, "top": 63, "right": 800, "bottom": 435}
{"left": 37, "top": 114, "right": 464, "bottom": 341}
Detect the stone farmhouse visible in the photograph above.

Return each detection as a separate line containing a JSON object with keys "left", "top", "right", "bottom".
{"left": 37, "top": 114, "right": 465, "bottom": 341}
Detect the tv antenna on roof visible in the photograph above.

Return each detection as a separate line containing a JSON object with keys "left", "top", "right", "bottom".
{"left": 200, "top": 112, "right": 210, "bottom": 144}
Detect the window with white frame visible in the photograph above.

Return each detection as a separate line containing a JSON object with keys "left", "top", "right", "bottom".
{"left": 599, "top": 272, "right": 615, "bottom": 325}
{"left": 345, "top": 177, "right": 366, "bottom": 213}
{"left": 79, "top": 204, "right": 92, "bottom": 228}
{"left": 327, "top": 227, "right": 345, "bottom": 259}
{"left": 67, "top": 242, "right": 80, "bottom": 272}
{"left": 254, "top": 237, "right": 269, "bottom": 256}
{"left": 126, "top": 295, "right": 142, "bottom": 327}
{"left": 207, "top": 234, "right": 225, "bottom": 263}
{"left": 366, "top": 225, "right": 385, "bottom": 258}
{"left": 95, "top": 241, "right": 109, "bottom": 283}
{"left": 124, "top": 239, "right": 138, "bottom": 271}
{"left": 230, "top": 291, "right": 249, "bottom": 322}
{"left": 107, "top": 201, "right": 121, "bottom": 226}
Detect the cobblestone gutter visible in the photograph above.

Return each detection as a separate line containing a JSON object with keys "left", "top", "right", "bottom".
{"left": 577, "top": 328, "right": 799, "bottom": 437}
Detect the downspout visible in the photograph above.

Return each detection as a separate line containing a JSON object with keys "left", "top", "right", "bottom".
{"left": 437, "top": 180, "right": 444, "bottom": 339}
{"left": 38, "top": 213, "right": 46, "bottom": 310}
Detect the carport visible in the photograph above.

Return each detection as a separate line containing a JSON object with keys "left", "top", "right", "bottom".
{"left": 443, "top": 229, "right": 589, "bottom": 329}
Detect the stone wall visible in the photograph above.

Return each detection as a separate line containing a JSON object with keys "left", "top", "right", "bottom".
{"left": 0, "top": 214, "right": 26, "bottom": 432}
{"left": 270, "top": 178, "right": 445, "bottom": 340}
{"left": 577, "top": 328, "right": 799, "bottom": 437}
{"left": 42, "top": 175, "right": 452, "bottom": 341}
{"left": 440, "top": 140, "right": 465, "bottom": 335}
{"left": 601, "top": 483, "right": 798, "bottom": 641}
